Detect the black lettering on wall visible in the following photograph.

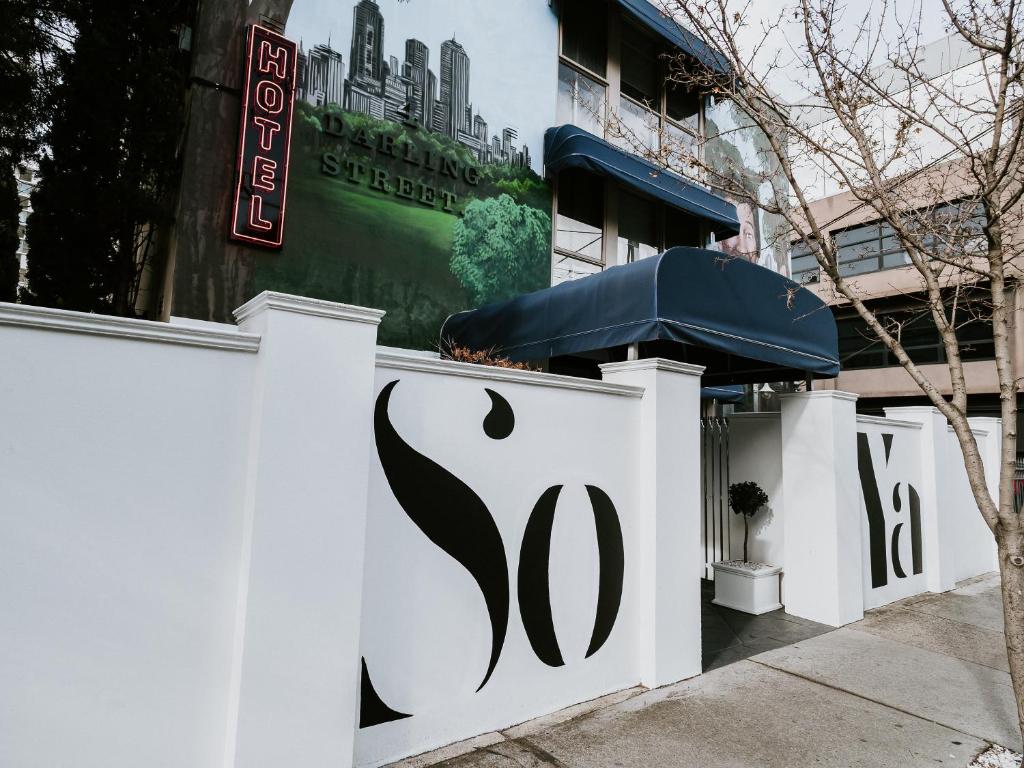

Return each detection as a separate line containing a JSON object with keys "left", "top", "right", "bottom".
{"left": 359, "top": 657, "right": 411, "bottom": 729}
{"left": 373, "top": 380, "right": 509, "bottom": 691}
{"left": 857, "top": 432, "right": 889, "bottom": 589}
{"left": 483, "top": 389, "right": 514, "bottom": 440}
{"left": 585, "top": 485, "right": 624, "bottom": 658}
{"left": 518, "top": 485, "right": 566, "bottom": 667}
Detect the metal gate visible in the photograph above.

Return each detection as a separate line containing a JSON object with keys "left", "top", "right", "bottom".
{"left": 700, "top": 417, "right": 731, "bottom": 579}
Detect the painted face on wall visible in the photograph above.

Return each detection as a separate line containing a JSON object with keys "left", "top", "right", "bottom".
{"left": 719, "top": 202, "right": 760, "bottom": 262}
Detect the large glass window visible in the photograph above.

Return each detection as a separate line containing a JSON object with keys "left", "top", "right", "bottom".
{"left": 792, "top": 201, "right": 984, "bottom": 284}
{"left": 620, "top": 23, "right": 659, "bottom": 104}
{"left": 560, "top": 0, "right": 607, "bottom": 76}
{"left": 838, "top": 303, "right": 994, "bottom": 370}
{"left": 557, "top": 63, "right": 606, "bottom": 137}
{"left": 555, "top": 168, "right": 604, "bottom": 262}
{"left": 614, "top": 96, "right": 659, "bottom": 153}
{"left": 552, "top": 254, "right": 603, "bottom": 285}
{"left": 617, "top": 192, "right": 659, "bottom": 263}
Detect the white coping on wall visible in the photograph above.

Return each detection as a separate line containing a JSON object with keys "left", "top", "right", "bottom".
{"left": 376, "top": 350, "right": 645, "bottom": 397}
{"left": 856, "top": 414, "right": 924, "bottom": 429}
{"left": 233, "top": 291, "right": 386, "bottom": 326}
{"left": 599, "top": 358, "right": 705, "bottom": 376}
{"left": 0, "top": 301, "right": 261, "bottom": 352}
{"left": 779, "top": 390, "right": 860, "bottom": 402}
{"left": 948, "top": 424, "right": 990, "bottom": 437}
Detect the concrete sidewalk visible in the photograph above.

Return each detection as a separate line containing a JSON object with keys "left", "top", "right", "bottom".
{"left": 392, "top": 573, "right": 1021, "bottom": 768}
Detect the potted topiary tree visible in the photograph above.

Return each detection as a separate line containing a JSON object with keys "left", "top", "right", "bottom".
{"left": 711, "top": 481, "right": 782, "bottom": 615}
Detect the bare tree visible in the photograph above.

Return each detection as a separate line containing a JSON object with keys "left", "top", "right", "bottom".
{"left": 605, "top": 0, "right": 1024, "bottom": 741}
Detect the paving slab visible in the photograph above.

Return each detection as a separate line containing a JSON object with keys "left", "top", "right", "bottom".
{"left": 752, "top": 627, "right": 1021, "bottom": 750}
{"left": 438, "top": 660, "right": 986, "bottom": 768}
{"left": 902, "top": 580, "right": 1005, "bottom": 633}
{"left": 854, "top": 604, "right": 1009, "bottom": 672}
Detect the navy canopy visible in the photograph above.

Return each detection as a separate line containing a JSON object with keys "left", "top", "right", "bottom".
{"left": 440, "top": 248, "right": 839, "bottom": 385}
{"left": 545, "top": 125, "right": 740, "bottom": 239}
{"left": 614, "top": 0, "right": 731, "bottom": 77}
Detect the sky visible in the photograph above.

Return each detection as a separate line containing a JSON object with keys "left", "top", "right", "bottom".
{"left": 729, "top": 0, "right": 954, "bottom": 101}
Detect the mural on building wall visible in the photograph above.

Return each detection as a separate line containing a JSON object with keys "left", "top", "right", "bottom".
{"left": 704, "top": 98, "right": 790, "bottom": 276}
{"left": 368, "top": 379, "right": 625, "bottom": 728}
{"left": 263, "top": 0, "right": 557, "bottom": 349}
{"left": 857, "top": 430, "right": 924, "bottom": 590}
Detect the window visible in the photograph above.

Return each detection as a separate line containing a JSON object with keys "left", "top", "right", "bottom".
{"left": 615, "top": 96, "right": 659, "bottom": 153}
{"left": 620, "top": 23, "right": 659, "bottom": 104}
{"left": 557, "top": 63, "right": 606, "bottom": 137}
{"left": 666, "top": 81, "right": 700, "bottom": 132}
{"left": 793, "top": 202, "right": 986, "bottom": 284}
{"left": 552, "top": 254, "right": 603, "bottom": 285}
{"left": 837, "top": 305, "right": 994, "bottom": 370}
{"left": 555, "top": 168, "right": 604, "bottom": 263}
{"left": 617, "top": 193, "right": 659, "bottom": 263}
{"left": 560, "top": 0, "right": 607, "bottom": 76}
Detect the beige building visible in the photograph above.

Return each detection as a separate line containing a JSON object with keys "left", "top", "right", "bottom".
{"left": 796, "top": 175, "right": 1021, "bottom": 434}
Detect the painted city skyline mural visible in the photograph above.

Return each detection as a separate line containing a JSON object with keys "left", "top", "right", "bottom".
{"left": 293, "top": 2, "right": 533, "bottom": 170}
{"left": 256, "top": 0, "right": 558, "bottom": 350}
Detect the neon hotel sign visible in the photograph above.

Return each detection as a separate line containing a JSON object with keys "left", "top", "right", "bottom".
{"left": 230, "top": 25, "right": 297, "bottom": 249}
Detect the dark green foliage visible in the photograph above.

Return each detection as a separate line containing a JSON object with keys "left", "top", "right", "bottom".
{"left": 0, "top": 0, "right": 65, "bottom": 301}
{"left": 729, "top": 481, "right": 769, "bottom": 518}
{"left": 0, "top": 0, "right": 62, "bottom": 165}
{"left": 450, "top": 194, "right": 551, "bottom": 307}
{"left": 24, "top": 0, "right": 190, "bottom": 315}
{"left": 0, "top": 171, "right": 19, "bottom": 302}
{"left": 729, "top": 480, "right": 769, "bottom": 563}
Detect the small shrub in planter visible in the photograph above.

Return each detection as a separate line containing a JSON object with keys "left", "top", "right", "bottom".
{"left": 712, "top": 480, "right": 780, "bottom": 615}
{"left": 728, "top": 480, "right": 769, "bottom": 564}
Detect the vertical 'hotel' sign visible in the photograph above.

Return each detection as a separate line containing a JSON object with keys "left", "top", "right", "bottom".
{"left": 230, "top": 25, "right": 297, "bottom": 248}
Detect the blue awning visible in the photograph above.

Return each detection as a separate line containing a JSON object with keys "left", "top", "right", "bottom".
{"left": 545, "top": 125, "right": 740, "bottom": 239}
{"left": 440, "top": 247, "right": 839, "bottom": 384}
{"left": 701, "top": 384, "right": 745, "bottom": 402}
{"left": 614, "top": 0, "right": 731, "bottom": 77}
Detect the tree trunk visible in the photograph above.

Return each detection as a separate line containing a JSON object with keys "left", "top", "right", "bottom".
{"left": 998, "top": 524, "right": 1024, "bottom": 740}
{"left": 743, "top": 517, "right": 749, "bottom": 564}
{"left": 160, "top": 0, "right": 253, "bottom": 322}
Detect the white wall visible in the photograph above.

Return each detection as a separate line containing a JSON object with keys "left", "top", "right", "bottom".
{"left": 855, "top": 415, "right": 928, "bottom": 610}
{"left": 948, "top": 421, "right": 1000, "bottom": 582}
{"left": 0, "top": 307, "right": 260, "bottom": 768}
{"left": 356, "top": 354, "right": 703, "bottom": 767}
{"left": 726, "top": 413, "right": 785, "bottom": 577}
{"left": 0, "top": 300, "right": 708, "bottom": 768}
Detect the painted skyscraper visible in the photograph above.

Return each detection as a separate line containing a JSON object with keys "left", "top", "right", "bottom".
{"left": 439, "top": 39, "right": 470, "bottom": 138}
{"left": 349, "top": 0, "right": 385, "bottom": 89}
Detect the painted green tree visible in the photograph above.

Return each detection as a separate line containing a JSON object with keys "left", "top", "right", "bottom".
{"left": 450, "top": 194, "right": 550, "bottom": 308}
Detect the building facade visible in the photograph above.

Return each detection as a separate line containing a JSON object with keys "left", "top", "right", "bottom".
{"left": 791, "top": 34, "right": 1022, "bottom": 434}
{"left": 165, "top": 0, "right": 784, "bottom": 351}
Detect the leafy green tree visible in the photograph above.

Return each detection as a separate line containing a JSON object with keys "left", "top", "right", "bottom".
{"left": 450, "top": 194, "right": 550, "bottom": 307}
{"left": 25, "top": 0, "right": 189, "bottom": 315}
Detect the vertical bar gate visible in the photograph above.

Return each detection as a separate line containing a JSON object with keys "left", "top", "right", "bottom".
{"left": 700, "top": 417, "right": 731, "bottom": 579}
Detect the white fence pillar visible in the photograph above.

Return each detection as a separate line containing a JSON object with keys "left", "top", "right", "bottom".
{"left": 227, "top": 293, "right": 384, "bottom": 768}
{"left": 780, "top": 391, "right": 864, "bottom": 627}
{"left": 601, "top": 359, "right": 704, "bottom": 687}
{"left": 884, "top": 406, "right": 958, "bottom": 593}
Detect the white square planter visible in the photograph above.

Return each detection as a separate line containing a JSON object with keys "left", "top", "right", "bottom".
{"left": 711, "top": 561, "right": 783, "bottom": 615}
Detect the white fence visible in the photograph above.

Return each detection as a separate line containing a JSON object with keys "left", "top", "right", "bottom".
{"left": 0, "top": 295, "right": 706, "bottom": 768}
{"left": 724, "top": 403, "right": 999, "bottom": 621}
{"left": 0, "top": 294, "right": 1003, "bottom": 768}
